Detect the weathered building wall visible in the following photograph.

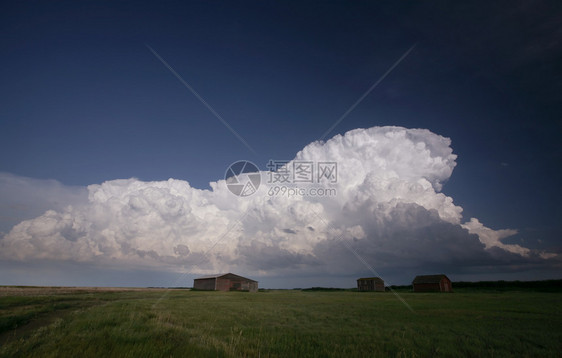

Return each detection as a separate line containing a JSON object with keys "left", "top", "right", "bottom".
{"left": 193, "top": 278, "right": 216, "bottom": 290}
{"left": 412, "top": 275, "right": 452, "bottom": 292}
{"left": 357, "top": 278, "right": 385, "bottom": 292}
{"left": 215, "top": 278, "right": 231, "bottom": 291}
{"left": 413, "top": 283, "right": 441, "bottom": 292}
{"left": 244, "top": 281, "right": 258, "bottom": 292}
{"left": 413, "top": 278, "right": 452, "bottom": 292}
{"left": 440, "top": 278, "right": 452, "bottom": 292}
{"left": 216, "top": 277, "right": 258, "bottom": 292}
{"left": 193, "top": 273, "right": 258, "bottom": 292}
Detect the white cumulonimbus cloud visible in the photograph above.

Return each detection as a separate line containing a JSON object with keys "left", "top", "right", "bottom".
{"left": 0, "top": 126, "right": 557, "bottom": 277}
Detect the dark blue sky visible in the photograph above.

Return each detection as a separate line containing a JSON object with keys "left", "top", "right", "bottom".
{"left": 1, "top": 1, "right": 561, "bottom": 251}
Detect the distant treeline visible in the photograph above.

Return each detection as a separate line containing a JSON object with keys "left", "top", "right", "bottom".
{"left": 451, "top": 279, "right": 562, "bottom": 292}
{"left": 389, "top": 279, "right": 562, "bottom": 292}
{"left": 301, "top": 287, "right": 351, "bottom": 292}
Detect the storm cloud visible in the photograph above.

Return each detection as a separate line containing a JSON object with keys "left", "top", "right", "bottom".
{"left": 0, "top": 127, "right": 558, "bottom": 282}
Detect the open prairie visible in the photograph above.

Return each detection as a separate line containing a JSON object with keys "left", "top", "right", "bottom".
{"left": 1, "top": 287, "right": 560, "bottom": 357}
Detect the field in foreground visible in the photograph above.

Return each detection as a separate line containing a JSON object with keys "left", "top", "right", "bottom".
{"left": 1, "top": 287, "right": 560, "bottom": 357}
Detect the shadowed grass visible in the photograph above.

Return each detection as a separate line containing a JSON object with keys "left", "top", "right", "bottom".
{"left": 0, "top": 288, "right": 560, "bottom": 357}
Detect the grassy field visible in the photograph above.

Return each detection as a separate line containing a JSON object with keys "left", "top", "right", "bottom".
{"left": 0, "top": 287, "right": 560, "bottom": 357}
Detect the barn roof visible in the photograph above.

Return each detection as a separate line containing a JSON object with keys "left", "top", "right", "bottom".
{"left": 357, "top": 277, "right": 384, "bottom": 283}
{"left": 194, "top": 273, "right": 258, "bottom": 282}
{"left": 412, "top": 274, "right": 450, "bottom": 284}
{"left": 195, "top": 273, "right": 229, "bottom": 280}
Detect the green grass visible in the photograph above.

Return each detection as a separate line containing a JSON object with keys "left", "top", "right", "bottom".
{"left": 0, "top": 288, "right": 560, "bottom": 357}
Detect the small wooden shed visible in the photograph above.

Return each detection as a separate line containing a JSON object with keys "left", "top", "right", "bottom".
{"left": 412, "top": 274, "right": 452, "bottom": 292}
{"left": 357, "top": 277, "right": 385, "bottom": 292}
{"left": 193, "top": 273, "right": 258, "bottom": 292}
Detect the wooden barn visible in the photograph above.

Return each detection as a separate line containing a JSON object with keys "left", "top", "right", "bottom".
{"left": 357, "top": 277, "right": 385, "bottom": 292}
{"left": 412, "top": 274, "right": 452, "bottom": 292}
{"left": 193, "top": 273, "right": 258, "bottom": 292}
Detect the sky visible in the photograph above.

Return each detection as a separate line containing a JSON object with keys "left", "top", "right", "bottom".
{"left": 0, "top": 1, "right": 561, "bottom": 288}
